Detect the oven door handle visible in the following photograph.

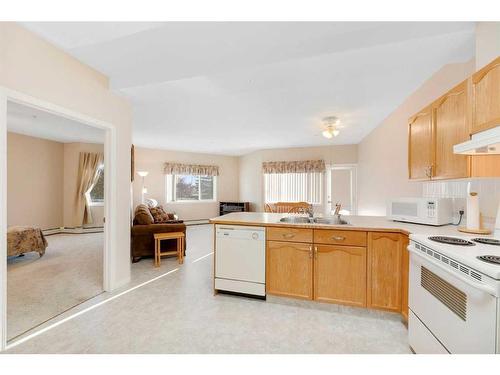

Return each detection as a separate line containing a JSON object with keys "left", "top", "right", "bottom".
{"left": 409, "top": 247, "right": 499, "bottom": 297}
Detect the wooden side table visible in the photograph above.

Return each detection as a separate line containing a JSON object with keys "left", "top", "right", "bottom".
{"left": 154, "top": 232, "right": 185, "bottom": 267}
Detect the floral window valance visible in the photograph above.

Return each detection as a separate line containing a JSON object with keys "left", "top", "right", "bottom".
{"left": 262, "top": 160, "right": 326, "bottom": 174}
{"left": 164, "top": 162, "right": 220, "bottom": 176}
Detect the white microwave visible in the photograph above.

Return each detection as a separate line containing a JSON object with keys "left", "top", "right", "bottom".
{"left": 387, "top": 198, "right": 454, "bottom": 226}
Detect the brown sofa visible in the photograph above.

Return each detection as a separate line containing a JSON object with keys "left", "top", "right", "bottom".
{"left": 131, "top": 204, "right": 186, "bottom": 263}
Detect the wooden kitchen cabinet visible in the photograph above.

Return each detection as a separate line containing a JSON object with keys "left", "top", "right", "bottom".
{"left": 408, "top": 107, "right": 433, "bottom": 180}
{"left": 407, "top": 56, "right": 500, "bottom": 180}
{"left": 267, "top": 227, "right": 313, "bottom": 243}
{"left": 471, "top": 56, "right": 500, "bottom": 134}
{"left": 432, "top": 80, "right": 470, "bottom": 179}
{"left": 266, "top": 240, "right": 313, "bottom": 300}
{"left": 314, "top": 244, "right": 367, "bottom": 308}
{"left": 314, "top": 229, "right": 367, "bottom": 247}
{"left": 367, "top": 232, "right": 404, "bottom": 312}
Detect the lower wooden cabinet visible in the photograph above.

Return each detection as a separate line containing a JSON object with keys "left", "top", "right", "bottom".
{"left": 314, "top": 245, "right": 367, "bottom": 307}
{"left": 266, "top": 230, "right": 409, "bottom": 318}
{"left": 266, "top": 240, "right": 313, "bottom": 300}
{"left": 367, "top": 232, "right": 404, "bottom": 312}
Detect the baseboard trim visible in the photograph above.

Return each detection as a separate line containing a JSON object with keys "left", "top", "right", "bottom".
{"left": 43, "top": 226, "right": 104, "bottom": 236}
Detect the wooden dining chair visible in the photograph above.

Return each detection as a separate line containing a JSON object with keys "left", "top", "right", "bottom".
{"left": 274, "top": 202, "right": 311, "bottom": 214}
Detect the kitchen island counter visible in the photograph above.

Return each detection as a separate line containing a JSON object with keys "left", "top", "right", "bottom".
{"left": 209, "top": 212, "right": 468, "bottom": 237}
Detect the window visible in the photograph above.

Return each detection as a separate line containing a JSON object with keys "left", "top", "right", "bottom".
{"left": 264, "top": 172, "right": 322, "bottom": 204}
{"left": 166, "top": 174, "right": 216, "bottom": 202}
{"left": 88, "top": 167, "right": 104, "bottom": 205}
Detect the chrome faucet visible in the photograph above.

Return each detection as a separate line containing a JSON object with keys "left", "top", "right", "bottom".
{"left": 334, "top": 203, "right": 342, "bottom": 216}
{"left": 308, "top": 206, "right": 314, "bottom": 218}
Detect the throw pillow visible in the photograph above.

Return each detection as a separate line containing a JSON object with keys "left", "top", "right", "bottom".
{"left": 134, "top": 204, "right": 155, "bottom": 225}
{"left": 149, "top": 206, "right": 176, "bottom": 223}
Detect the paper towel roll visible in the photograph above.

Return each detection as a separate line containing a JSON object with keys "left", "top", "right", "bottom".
{"left": 467, "top": 192, "right": 480, "bottom": 230}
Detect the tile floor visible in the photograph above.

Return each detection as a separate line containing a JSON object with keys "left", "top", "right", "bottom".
{"left": 6, "top": 225, "right": 410, "bottom": 354}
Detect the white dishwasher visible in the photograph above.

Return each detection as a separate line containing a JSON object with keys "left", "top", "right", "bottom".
{"left": 215, "top": 225, "right": 266, "bottom": 297}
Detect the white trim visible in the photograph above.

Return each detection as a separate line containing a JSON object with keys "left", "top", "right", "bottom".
{"left": 0, "top": 90, "right": 7, "bottom": 351}
{"left": 166, "top": 174, "right": 217, "bottom": 203}
{"left": 0, "top": 87, "right": 118, "bottom": 351}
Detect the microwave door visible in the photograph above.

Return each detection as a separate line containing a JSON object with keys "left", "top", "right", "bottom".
{"left": 392, "top": 201, "right": 420, "bottom": 222}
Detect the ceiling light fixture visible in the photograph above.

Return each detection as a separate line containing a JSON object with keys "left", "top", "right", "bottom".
{"left": 322, "top": 116, "right": 341, "bottom": 139}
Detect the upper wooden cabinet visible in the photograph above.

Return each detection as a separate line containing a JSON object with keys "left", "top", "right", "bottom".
{"left": 408, "top": 107, "right": 433, "bottom": 180}
{"left": 432, "top": 80, "right": 470, "bottom": 179}
{"left": 408, "top": 56, "right": 500, "bottom": 180}
{"left": 471, "top": 56, "right": 500, "bottom": 134}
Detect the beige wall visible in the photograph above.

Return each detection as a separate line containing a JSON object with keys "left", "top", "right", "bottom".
{"left": 7, "top": 133, "right": 105, "bottom": 229}
{"left": 239, "top": 145, "right": 358, "bottom": 212}
{"left": 63, "top": 142, "right": 104, "bottom": 227}
{"left": 132, "top": 147, "right": 239, "bottom": 221}
{"left": 1, "top": 23, "right": 133, "bottom": 289}
{"left": 357, "top": 60, "right": 475, "bottom": 216}
{"left": 7, "top": 132, "right": 64, "bottom": 229}
{"left": 476, "top": 22, "right": 500, "bottom": 69}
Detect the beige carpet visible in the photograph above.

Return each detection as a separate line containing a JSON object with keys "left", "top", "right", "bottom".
{"left": 7, "top": 233, "right": 103, "bottom": 340}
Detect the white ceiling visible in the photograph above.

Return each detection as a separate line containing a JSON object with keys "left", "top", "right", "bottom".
{"left": 21, "top": 22, "right": 476, "bottom": 155}
{"left": 7, "top": 101, "right": 105, "bottom": 144}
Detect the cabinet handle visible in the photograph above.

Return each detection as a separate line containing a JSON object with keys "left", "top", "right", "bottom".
{"left": 314, "top": 246, "right": 318, "bottom": 259}
{"left": 282, "top": 233, "right": 295, "bottom": 239}
{"left": 309, "top": 245, "right": 313, "bottom": 259}
{"left": 332, "top": 236, "right": 345, "bottom": 241}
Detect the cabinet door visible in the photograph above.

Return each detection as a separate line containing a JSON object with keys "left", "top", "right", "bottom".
{"left": 367, "top": 232, "right": 403, "bottom": 312}
{"left": 408, "top": 108, "right": 433, "bottom": 180}
{"left": 433, "top": 80, "right": 470, "bottom": 179}
{"left": 266, "top": 241, "right": 313, "bottom": 300}
{"left": 472, "top": 56, "right": 500, "bottom": 134}
{"left": 470, "top": 155, "right": 500, "bottom": 177}
{"left": 314, "top": 245, "right": 366, "bottom": 307}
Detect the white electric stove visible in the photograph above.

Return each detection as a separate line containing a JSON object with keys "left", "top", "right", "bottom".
{"left": 408, "top": 233, "right": 500, "bottom": 354}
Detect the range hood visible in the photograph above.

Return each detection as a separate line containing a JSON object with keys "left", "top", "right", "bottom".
{"left": 454, "top": 126, "right": 500, "bottom": 155}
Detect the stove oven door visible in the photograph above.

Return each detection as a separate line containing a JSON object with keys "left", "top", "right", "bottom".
{"left": 409, "top": 251, "right": 498, "bottom": 354}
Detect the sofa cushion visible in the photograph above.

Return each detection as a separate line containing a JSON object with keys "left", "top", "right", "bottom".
{"left": 149, "top": 206, "right": 176, "bottom": 223}
{"left": 134, "top": 204, "right": 155, "bottom": 225}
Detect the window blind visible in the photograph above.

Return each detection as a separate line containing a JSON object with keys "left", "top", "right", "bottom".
{"left": 264, "top": 172, "right": 323, "bottom": 204}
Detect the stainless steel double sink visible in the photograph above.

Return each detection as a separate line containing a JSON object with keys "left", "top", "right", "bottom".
{"left": 279, "top": 216, "right": 350, "bottom": 225}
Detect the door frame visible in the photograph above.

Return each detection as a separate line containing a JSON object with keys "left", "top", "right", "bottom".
{"left": 0, "top": 87, "right": 117, "bottom": 350}
{"left": 326, "top": 164, "right": 358, "bottom": 215}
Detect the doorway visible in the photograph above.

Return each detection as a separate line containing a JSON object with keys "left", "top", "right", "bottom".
{"left": 326, "top": 164, "right": 357, "bottom": 216}
{"left": 0, "top": 88, "right": 117, "bottom": 350}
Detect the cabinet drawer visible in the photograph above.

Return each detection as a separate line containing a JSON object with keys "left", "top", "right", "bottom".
{"left": 267, "top": 227, "right": 313, "bottom": 243}
{"left": 314, "top": 229, "right": 367, "bottom": 246}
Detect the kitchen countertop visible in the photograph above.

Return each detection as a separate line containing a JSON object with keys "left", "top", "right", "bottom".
{"left": 209, "top": 212, "right": 483, "bottom": 237}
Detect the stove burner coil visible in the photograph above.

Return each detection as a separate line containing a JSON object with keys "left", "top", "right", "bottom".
{"left": 472, "top": 238, "right": 500, "bottom": 246}
{"left": 477, "top": 255, "right": 500, "bottom": 265}
{"left": 428, "top": 236, "right": 475, "bottom": 246}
